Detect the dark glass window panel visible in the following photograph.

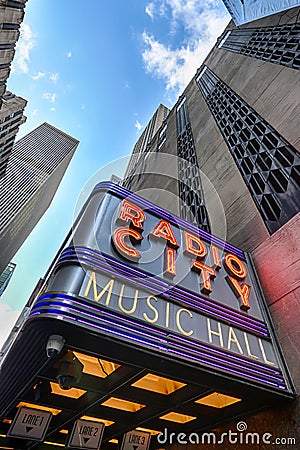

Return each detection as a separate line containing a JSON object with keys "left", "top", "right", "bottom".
{"left": 196, "top": 66, "right": 300, "bottom": 233}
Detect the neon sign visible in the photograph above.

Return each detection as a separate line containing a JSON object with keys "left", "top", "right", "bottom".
{"left": 33, "top": 182, "right": 294, "bottom": 393}
{"left": 112, "top": 200, "right": 250, "bottom": 312}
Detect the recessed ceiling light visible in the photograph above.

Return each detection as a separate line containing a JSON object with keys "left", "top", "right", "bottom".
{"left": 16, "top": 402, "right": 61, "bottom": 416}
{"left": 195, "top": 392, "right": 241, "bottom": 408}
{"left": 50, "top": 382, "right": 86, "bottom": 399}
{"left": 159, "top": 412, "right": 196, "bottom": 423}
{"left": 73, "top": 352, "right": 120, "bottom": 378}
{"left": 80, "top": 416, "right": 114, "bottom": 426}
{"left": 136, "top": 427, "right": 161, "bottom": 436}
{"left": 101, "top": 397, "right": 145, "bottom": 412}
{"left": 44, "top": 442, "right": 65, "bottom": 447}
{"left": 131, "top": 373, "right": 186, "bottom": 395}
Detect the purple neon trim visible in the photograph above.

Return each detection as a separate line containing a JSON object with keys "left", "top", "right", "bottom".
{"left": 61, "top": 254, "right": 166, "bottom": 297}
{"left": 63, "top": 247, "right": 168, "bottom": 287}
{"left": 168, "top": 333, "right": 281, "bottom": 375}
{"left": 59, "top": 249, "right": 168, "bottom": 294}
{"left": 59, "top": 253, "right": 267, "bottom": 337}
{"left": 168, "top": 290, "right": 267, "bottom": 336}
{"left": 57, "top": 246, "right": 268, "bottom": 337}
{"left": 36, "top": 294, "right": 280, "bottom": 378}
{"left": 59, "top": 246, "right": 266, "bottom": 327}
{"left": 34, "top": 294, "right": 169, "bottom": 340}
{"left": 168, "top": 348, "right": 286, "bottom": 389}
{"left": 93, "top": 182, "right": 245, "bottom": 259}
{"left": 31, "top": 295, "right": 281, "bottom": 378}
{"left": 30, "top": 307, "right": 168, "bottom": 351}
{"left": 171, "top": 284, "right": 266, "bottom": 328}
{"left": 29, "top": 307, "right": 285, "bottom": 390}
{"left": 170, "top": 340, "right": 283, "bottom": 382}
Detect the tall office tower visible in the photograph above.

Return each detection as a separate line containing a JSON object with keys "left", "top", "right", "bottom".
{"left": 0, "top": 91, "right": 26, "bottom": 178}
{"left": 0, "top": 0, "right": 28, "bottom": 96}
{"left": 0, "top": 261, "right": 15, "bottom": 296}
{"left": 0, "top": 122, "right": 79, "bottom": 274}
{"left": 122, "top": 104, "right": 169, "bottom": 189}
{"left": 123, "top": 5, "right": 300, "bottom": 442}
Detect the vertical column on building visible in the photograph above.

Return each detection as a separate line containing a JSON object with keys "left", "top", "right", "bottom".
{"left": 196, "top": 65, "right": 300, "bottom": 233}
{"left": 217, "top": 23, "right": 300, "bottom": 70}
{"left": 176, "top": 96, "right": 210, "bottom": 232}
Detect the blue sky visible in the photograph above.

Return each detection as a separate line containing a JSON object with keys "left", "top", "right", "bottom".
{"left": 0, "top": 0, "right": 229, "bottom": 347}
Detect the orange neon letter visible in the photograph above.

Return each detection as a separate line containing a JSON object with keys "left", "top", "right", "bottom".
{"left": 165, "top": 247, "right": 176, "bottom": 277}
{"left": 227, "top": 276, "right": 251, "bottom": 311}
{"left": 151, "top": 220, "right": 179, "bottom": 248}
{"left": 118, "top": 200, "right": 146, "bottom": 229}
{"left": 211, "top": 245, "right": 221, "bottom": 270}
{"left": 112, "top": 227, "right": 142, "bottom": 261}
{"left": 184, "top": 232, "right": 207, "bottom": 259}
{"left": 223, "top": 253, "right": 247, "bottom": 280}
{"left": 193, "top": 260, "right": 216, "bottom": 295}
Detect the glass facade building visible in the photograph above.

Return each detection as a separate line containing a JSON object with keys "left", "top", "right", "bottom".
{"left": 0, "top": 262, "right": 15, "bottom": 296}
{"left": 0, "top": 122, "right": 79, "bottom": 274}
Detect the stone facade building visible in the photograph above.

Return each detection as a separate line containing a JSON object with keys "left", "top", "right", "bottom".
{"left": 122, "top": 6, "right": 300, "bottom": 448}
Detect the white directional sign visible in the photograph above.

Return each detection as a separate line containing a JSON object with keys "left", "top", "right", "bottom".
{"left": 7, "top": 406, "right": 52, "bottom": 441}
{"left": 121, "top": 430, "right": 151, "bottom": 450}
{"left": 67, "top": 419, "right": 105, "bottom": 449}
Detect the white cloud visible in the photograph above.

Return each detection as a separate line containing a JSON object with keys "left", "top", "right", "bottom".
{"left": 32, "top": 71, "right": 45, "bottom": 80}
{"left": 135, "top": 120, "right": 142, "bottom": 132}
{"left": 81, "top": 104, "right": 86, "bottom": 110}
{"left": 31, "top": 109, "right": 38, "bottom": 116}
{"left": 142, "top": 0, "right": 229, "bottom": 98}
{"left": 12, "top": 23, "right": 35, "bottom": 73}
{"left": 43, "top": 92, "right": 56, "bottom": 103}
{"left": 0, "top": 304, "right": 20, "bottom": 350}
{"left": 67, "top": 51, "right": 72, "bottom": 58}
{"left": 50, "top": 72, "right": 59, "bottom": 83}
{"left": 50, "top": 107, "right": 56, "bottom": 111}
{"left": 145, "top": 2, "right": 155, "bottom": 19}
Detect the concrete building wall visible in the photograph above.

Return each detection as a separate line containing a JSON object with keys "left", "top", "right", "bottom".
{"left": 0, "top": 92, "right": 27, "bottom": 177}
{"left": 123, "top": 6, "right": 300, "bottom": 448}
{"left": 0, "top": 2, "right": 28, "bottom": 96}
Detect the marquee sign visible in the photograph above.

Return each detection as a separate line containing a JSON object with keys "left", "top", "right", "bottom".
{"left": 30, "top": 182, "right": 293, "bottom": 394}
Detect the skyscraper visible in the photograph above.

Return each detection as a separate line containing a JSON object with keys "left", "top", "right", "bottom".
{"left": 0, "top": 262, "right": 15, "bottom": 297}
{"left": 0, "top": 0, "right": 28, "bottom": 97}
{"left": 0, "top": 92, "right": 27, "bottom": 178}
{"left": 0, "top": 122, "right": 79, "bottom": 274}
{"left": 122, "top": 104, "right": 170, "bottom": 189}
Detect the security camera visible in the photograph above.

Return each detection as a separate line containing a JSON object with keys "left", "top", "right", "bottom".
{"left": 46, "top": 335, "right": 65, "bottom": 358}
{"left": 56, "top": 351, "right": 83, "bottom": 390}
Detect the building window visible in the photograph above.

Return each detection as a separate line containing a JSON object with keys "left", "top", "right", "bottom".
{"left": 218, "top": 23, "right": 300, "bottom": 70}
{"left": 2, "top": 23, "right": 20, "bottom": 30}
{"left": 176, "top": 98, "right": 210, "bottom": 232}
{"left": 157, "top": 123, "right": 167, "bottom": 151}
{"left": 196, "top": 65, "right": 300, "bottom": 234}
{"left": 6, "top": 1, "right": 25, "bottom": 9}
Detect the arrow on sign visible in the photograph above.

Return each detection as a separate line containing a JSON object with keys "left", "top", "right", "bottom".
{"left": 26, "top": 427, "right": 34, "bottom": 433}
{"left": 83, "top": 437, "right": 90, "bottom": 445}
